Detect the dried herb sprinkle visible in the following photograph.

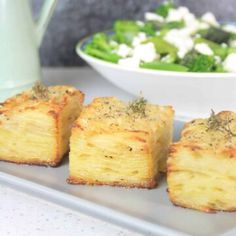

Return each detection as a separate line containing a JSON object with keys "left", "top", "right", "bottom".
{"left": 31, "top": 81, "right": 49, "bottom": 100}
{"left": 127, "top": 97, "right": 147, "bottom": 118}
{"left": 207, "top": 110, "right": 236, "bottom": 139}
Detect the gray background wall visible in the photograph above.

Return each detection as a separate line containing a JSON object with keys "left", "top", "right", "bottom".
{"left": 33, "top": 0, "right": 236, "bottom": 66}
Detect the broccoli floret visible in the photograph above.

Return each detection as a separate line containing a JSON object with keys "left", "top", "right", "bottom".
{"left": 180, "top": 51, "right": 216, "bottom": 72}
{"left": 155, "top": 1, "right": 174, "bottom": 18}
{"left": 199, "top": 27, "right": 231, "bottom": 44}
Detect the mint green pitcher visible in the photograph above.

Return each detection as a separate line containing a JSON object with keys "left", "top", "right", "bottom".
{"left": 0, "top": 0, "right": 57, "bottom": 102}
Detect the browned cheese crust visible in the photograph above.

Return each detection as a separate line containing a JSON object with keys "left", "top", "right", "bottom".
{"left": 67, "top": 176, "right": 158, "bottom": 189}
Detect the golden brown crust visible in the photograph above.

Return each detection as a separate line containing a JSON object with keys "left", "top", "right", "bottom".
{"left": 169, "top": 196, "right": 236, "bottom": 213}
{"left": 0, "top": 149, "right": 69, "bottom": 167}
{"left": 67, "top": 176, "right": 157, "bottom": 189}
{"left": 0, "top": 85, "right": 84, "bottom": 118}
{"left": 0, "top": 157, "right": 61, "bottom": 167}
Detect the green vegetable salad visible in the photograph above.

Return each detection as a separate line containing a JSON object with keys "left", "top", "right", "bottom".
{"left": 83, "top": 1, "right": 236, "bottom": 73}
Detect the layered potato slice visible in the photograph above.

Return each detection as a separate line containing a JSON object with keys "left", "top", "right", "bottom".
{"left": 167, "top": 111, "right": 236, "bottom": 212}
{"left": 68, "top": 97, "right": 174, "bottom": 188}
{"left": 0, "top": 84, "right": 84, "bottom": 166}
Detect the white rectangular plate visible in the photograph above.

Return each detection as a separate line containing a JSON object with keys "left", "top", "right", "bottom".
{"left": 0, "top": 68, "right": 235, "bottom": 236}
{"left": 0, "top": 119, "right": 235, "bottom": 236}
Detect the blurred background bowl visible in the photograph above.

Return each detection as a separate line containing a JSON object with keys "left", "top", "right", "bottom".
{"left": 77, "top": 35, "right": 236, "bottom": 121}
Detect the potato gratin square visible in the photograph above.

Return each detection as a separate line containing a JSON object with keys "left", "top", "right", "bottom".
{"left": 0, "top": 83, "right": 84, "bottom": 166}
{"left": 68, "top": 97, "right": 174, "bottom": 188}
{"left": 168, "top": 111, "right": 236, "bottom": 212}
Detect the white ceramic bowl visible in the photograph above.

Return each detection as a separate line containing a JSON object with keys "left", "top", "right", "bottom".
{"left": 77, "top": 36, "right": 236, "bottom": 121}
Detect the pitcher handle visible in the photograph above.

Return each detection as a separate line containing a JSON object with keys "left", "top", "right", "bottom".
{"left": 35, "top": 0, "right": 57, "bottom": 47}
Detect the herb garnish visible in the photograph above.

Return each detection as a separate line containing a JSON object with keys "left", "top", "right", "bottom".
{"left": 127, "top": 97, "right": 147, "bottom": 117}
{"left": 31, "top": 81, "right": 49, "bottom": 100}
{"left": 207, "top": 110, "right": 236, "bottom": 138}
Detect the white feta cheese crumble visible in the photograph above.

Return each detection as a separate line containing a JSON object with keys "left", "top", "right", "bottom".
{"left": 118, "top": 57, "right": 140, "bottom": 68}
{"left": 182, "top": 23, "right": 199, "bottom": 35}
{"left": 223, "top": 24, "right": 236, "bottom": 34}
{"left": 132, "top": 32, "right": 147, "bottom": 47}
{"left": 198, "top": 22, "right": 210, "bottom": 30}
{"left": 136, "top": 21, "right": 144, "bottom": 27}
{"left": 166, "top": 6, "right": 189, "bottom": 22}
{"left": 161, "top": 54, "right": 174, "bottom": 63}
{"left": 194, "top": 43, "right": 213, "bottom": 56}
{"left": 201, "top": 12, "right": 219, "bottom": 27}
{"left": 116, "top": 44, "right": 133, "bottom": 58}
{"left": 214, "top": 56, "right": 221, "bottom": 64}
{"left": 164, "top": 29, "right": 194, "bottom": 58}
{"left": 110, "top": 40, "right": 118, "bottom": 47}
{"left": 145, "top": 12, "right": 164, "bottom": 22}
{"left": 182, "top": 13, "right": 199, "bottom": 35}
{"left": 223, "top": 53, "right": 236, "bottom": 72}
{"left": 221, "top": 43, "right": 228, "bottom": 48}
{"left": 230, "top": 40, "right": 236, "bottom": 48}
{"left": 166, "top": 6, "right": 207, "bottom": 35}
{"left": 133, "top": 42, "right": 159, "bottom": 62}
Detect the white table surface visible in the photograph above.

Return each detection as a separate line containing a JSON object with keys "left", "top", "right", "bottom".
{"left": 0, "top": 67, "right": 142, "bottom": 236}
{"left": 0, "top": 184, "right": 141, "bottom": 236}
